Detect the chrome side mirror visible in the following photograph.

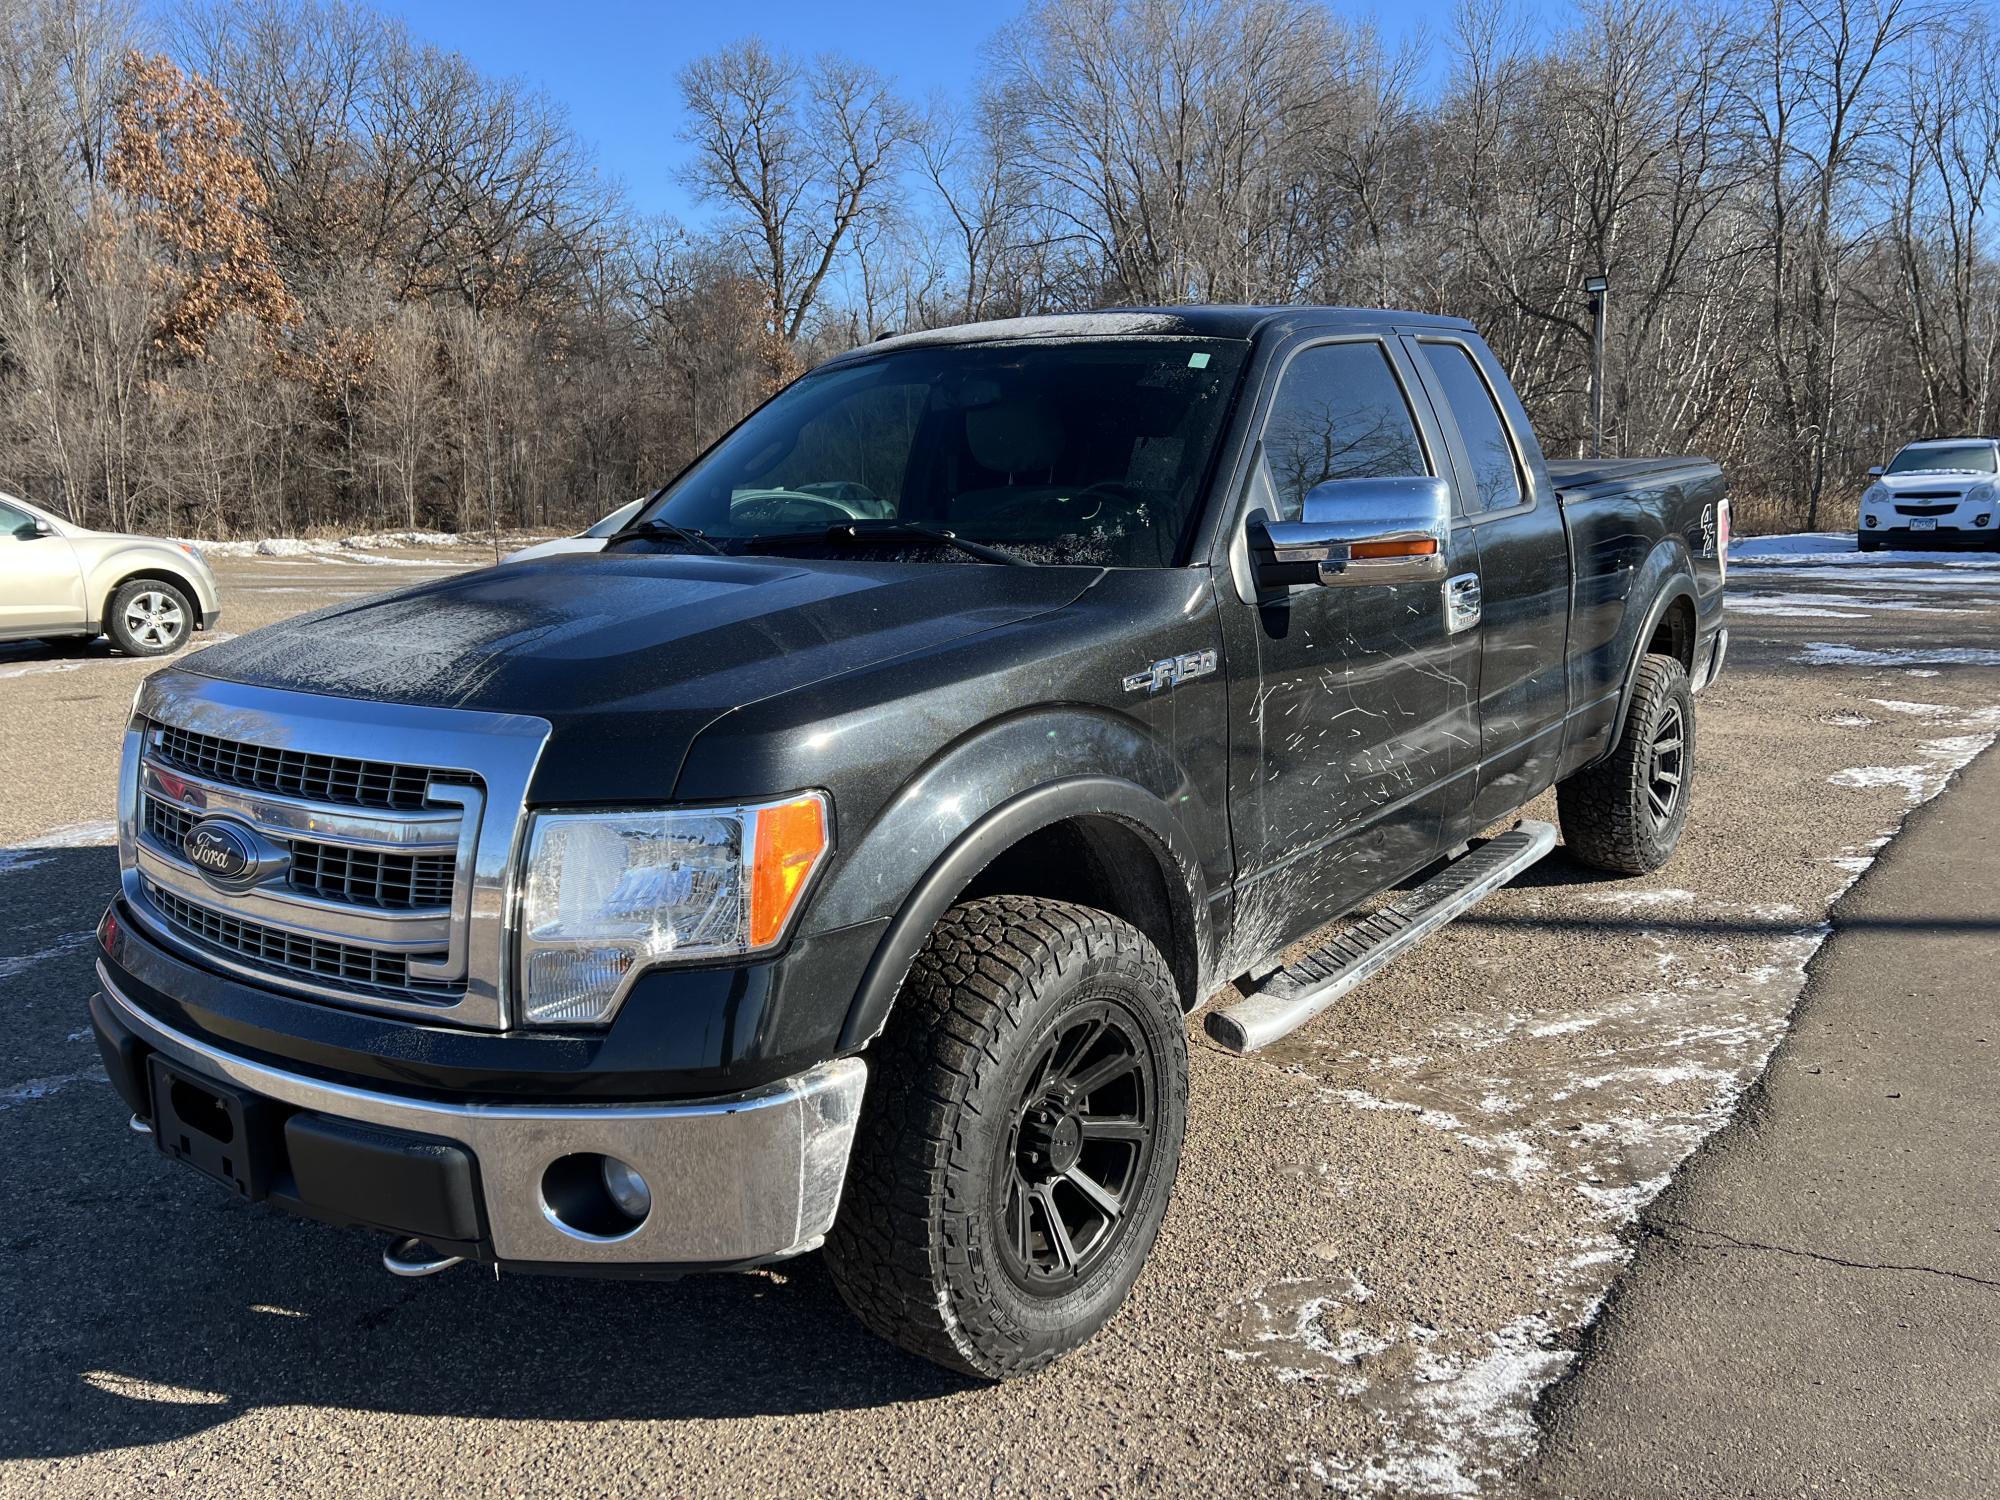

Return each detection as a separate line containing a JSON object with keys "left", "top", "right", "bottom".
{"left": 1249, "top": 476, "right": 1451, "bottom": 589}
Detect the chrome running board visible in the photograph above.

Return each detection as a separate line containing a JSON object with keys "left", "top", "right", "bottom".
{"left": 1206, "top": 820, "right": 1558, "bottom": 1055}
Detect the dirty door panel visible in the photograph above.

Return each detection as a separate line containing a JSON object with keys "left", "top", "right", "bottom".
{"left": 1219, "top": 335, "right": 1480, "bottom": 967}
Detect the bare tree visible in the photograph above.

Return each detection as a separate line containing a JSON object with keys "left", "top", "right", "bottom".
{"left": 678, "top": 40, "right": 914, "bottom": 347}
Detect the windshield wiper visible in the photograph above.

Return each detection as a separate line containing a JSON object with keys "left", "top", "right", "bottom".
{"left": 826, "top": 521, "right": 1035, "bottom": 567}
{"left": 612, "top": 515, "right": 725, "bottom": 555}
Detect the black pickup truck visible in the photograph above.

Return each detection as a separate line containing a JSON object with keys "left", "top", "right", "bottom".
{"left": 90, "top": 307, "right": 1727, "bottom": 1379}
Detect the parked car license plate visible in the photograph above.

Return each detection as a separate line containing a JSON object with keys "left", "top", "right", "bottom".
{"left": 1911, "top": 517, "right": 1940, "bottom": 531}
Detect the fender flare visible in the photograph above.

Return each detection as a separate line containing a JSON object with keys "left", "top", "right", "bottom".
{"left": 96, "top": 565, "right": 205, "bottom": 633}
{"left": 1606, "top": 569, "right": 1698, "bottom": 751}
{"left": 835, "top": 774, "right": 1211, "bottom": 1051}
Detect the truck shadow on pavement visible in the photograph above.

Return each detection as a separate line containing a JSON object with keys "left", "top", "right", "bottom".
{"left": 0, "top": 848, "right": 969, "bottom": 1463}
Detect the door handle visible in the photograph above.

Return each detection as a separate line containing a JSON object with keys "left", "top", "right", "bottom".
{"left": 1445, "top": 572, "right": 1482, "bottom": 633}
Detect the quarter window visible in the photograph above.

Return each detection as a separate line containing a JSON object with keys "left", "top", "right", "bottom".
{"left": 1260, "top": 341, "right": 1428, "bottom": 518}
{"left": 1424, "top": 342, "right": 1524, "bottom": 514}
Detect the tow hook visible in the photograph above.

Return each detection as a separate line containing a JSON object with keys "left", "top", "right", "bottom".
{"left": 382, "top": 1236, "right": 465, "bottom": 1278}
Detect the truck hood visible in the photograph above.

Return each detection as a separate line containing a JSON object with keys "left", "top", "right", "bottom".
{"left": 184, "top": 549, "right": 1100, "bottom": 799}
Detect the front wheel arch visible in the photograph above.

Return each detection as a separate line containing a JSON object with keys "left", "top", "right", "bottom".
{"left": 98, "top": 568, "right": 202, "bottom": 635}
{"left": 836, "top": 777, "right": 1210, "bottom": 1052}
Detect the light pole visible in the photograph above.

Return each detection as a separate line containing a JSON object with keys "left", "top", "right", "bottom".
{"left": 1584, "top": 274, "right": 1609, "bottom": 460}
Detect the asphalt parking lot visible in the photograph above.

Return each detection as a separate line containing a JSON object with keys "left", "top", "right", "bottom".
{"left": 2, "top": 534, "right": 1996, "bottom": 1497}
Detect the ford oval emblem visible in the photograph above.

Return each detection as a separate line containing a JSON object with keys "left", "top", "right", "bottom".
{"left": 183, "top": 818, "right": 257, "bottom": 885}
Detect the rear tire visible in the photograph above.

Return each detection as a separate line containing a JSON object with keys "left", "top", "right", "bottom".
{"left": 106, "top": 579, "right": 193, "bottom": 656}
{"left": 825, "top": 895, "right": 1188, "bottom": 1380}
{"left": 1557, "top": 653, "right": 1695, "bottom": 875}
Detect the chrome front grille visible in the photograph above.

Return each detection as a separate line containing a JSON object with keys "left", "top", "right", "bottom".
{"left": 121, "top": 671, "right": 552, "bottom": 1031}
{"left": 142, "top": 794, "right": 455, "bottom": 910}
{"left": 154, "top": 721, "right": 435, "bottom": 810}
{"left": 144, "top": 880, "right": 451, "bottom": 997}
{"left": 288, "top": 839, "right": 456, "bottom": 909}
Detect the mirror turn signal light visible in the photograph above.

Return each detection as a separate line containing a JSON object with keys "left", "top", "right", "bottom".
{"left": 1349, "top": 538, "right": 1441, "bottom": 561}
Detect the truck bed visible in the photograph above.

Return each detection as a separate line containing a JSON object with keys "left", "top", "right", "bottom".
{"left": 1547, "top": 456, "right": 1717, "bottom": 497}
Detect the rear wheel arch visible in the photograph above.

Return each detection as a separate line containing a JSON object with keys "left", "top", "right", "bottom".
{"left": 1606, "top": 572, "right": 1698, "bottom": 752}
{"left": 836, "top": 778, "right": 1209, "bottom": 1052}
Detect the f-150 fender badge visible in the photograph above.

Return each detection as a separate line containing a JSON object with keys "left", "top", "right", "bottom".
{"left": 1124, "top": 649, "right": 1218, "bottom": 694}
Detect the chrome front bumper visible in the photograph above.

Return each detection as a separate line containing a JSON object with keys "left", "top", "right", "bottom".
{"left": 99, "top": 963, "right": 866, "bottom": 1267}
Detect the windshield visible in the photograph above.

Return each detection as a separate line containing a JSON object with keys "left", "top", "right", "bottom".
{"left": 1887, "top": 442, "right": 1997, "bottom": 475}
{"left": 629, "top": 338, "right": 1249, "bottom": 567}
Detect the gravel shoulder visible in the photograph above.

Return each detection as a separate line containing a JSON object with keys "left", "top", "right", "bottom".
{"left": 1527, "top": 738, "right": 2000, "bottom": 1500}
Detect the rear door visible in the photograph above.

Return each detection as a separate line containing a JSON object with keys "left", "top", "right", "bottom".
{"left": 0, "top": 499, "right": 87, "bottom": 639}
{"left": 1404, "top": 335, "right": 1570, "bottom": 829}
{"left": 1217, "top": 334, "right": 1482, "bottom": 960}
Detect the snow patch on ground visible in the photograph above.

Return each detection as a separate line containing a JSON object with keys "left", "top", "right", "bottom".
{"left": 0, "top": 1069, "right": 105, "bottom": 1111}
{"left": 0, "top": 820, "right": 118, "bottom": 876}
{"left": 186, "top": 528, "right": 468, "bottom": 557}
{"left": 0, "top": 660, "right": 86, "bottom": 680}
{"left": 1830, "top": 715, "right": 2000, "bottom": 803}
{"left": 1727, "top": 590, "right": 1971, "bottom": 618}
{"left": 1798, "top": 642, "right": 2000, "bottom": 668}
{"left": 1732, "top": 532, "right": 2000, "bottom": 569}
{"left": 0, "top": 931, "right": 97, "bottom": 979}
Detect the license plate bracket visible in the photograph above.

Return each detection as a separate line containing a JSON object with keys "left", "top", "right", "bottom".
{"left": 1910, "top": 517, "right": 1940, "bottom": 531}
{"left": 148, "top": 1056, "right": 278, "bottom": 1200}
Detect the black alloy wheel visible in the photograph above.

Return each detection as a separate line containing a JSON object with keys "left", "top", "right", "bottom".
{"left": 996, "top": 1000, "right": 1160, "bottom": 1295}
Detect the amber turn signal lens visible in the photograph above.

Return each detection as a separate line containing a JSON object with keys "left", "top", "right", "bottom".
{"left": 1349, "top": 538, "right": 1440, "bottom": 560}
{"left": 749, "top": 794, "right": 830, "bottom": 947}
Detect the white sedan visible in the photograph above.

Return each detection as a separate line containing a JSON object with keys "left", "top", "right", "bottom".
{"left": 504, "top": 499, "right": 644, "bottom": 563}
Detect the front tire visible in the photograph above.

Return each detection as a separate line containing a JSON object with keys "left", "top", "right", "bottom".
{"left": 1857, "top": 534, "right": 1882, "bottom": 552}
{"left": 825, "top": 895, "right": 1188, "bottom": 1379}
{"left": 1557, "top": 652, "right": 1695, "bottom": 875}
{"left": 106, "top": 579, "right": 193, "bottom": 656}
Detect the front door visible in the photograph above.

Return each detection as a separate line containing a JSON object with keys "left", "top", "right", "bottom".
{"left": 1217, "top": 335, "right": 1481, "bottom": 970}
{"left": 0, "top": 500, "right": 86, "bottom": 639}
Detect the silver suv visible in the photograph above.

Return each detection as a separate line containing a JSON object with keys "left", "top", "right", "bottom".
{"left": 0, "top": 493, "right": 221, "bottom": 656}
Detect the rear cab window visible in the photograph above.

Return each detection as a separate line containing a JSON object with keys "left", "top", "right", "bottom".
{"left": 1419, "top": 341, "right": 1526, "bottom": 515}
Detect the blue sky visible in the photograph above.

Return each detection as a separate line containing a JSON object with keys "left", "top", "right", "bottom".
{"left": 376, "top": 0, "right": 1472, "bottom": 222}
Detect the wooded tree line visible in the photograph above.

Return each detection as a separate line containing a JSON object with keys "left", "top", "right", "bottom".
{"left": 0, "top": 0, "right": 1991, "bottom": 538}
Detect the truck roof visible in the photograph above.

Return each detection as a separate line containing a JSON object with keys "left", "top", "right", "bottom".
{"left": 848, "top": 305, "right": 1477, "bottom": 357}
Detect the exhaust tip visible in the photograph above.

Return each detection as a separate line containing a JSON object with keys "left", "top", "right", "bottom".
{"left": 383, "top": 1236, "right": 465, "bottom": 1278}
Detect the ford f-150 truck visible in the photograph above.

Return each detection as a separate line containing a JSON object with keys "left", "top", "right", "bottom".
{"left": 90, "top": 307, "right": 1728, "bottom": 1379}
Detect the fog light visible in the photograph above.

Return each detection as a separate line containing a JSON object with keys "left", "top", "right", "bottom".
{"left": 1977, "top": 514, "right": 1991, "bottom": 527}
{"left": 1865, "top": 514, "right": 1879, "bottom": 527}
{"left": 601, "top": 1156, "right": 652, "bottom": 1219}
{"left": 540, "top": 1151, "right": 651, "bottom": 1239}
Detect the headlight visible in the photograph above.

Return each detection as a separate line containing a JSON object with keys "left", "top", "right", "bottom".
{"left": 516, "top": 792, "right": 830, "bottom": 1025}
{"left": 1862, "top": 482, "right": 1887, "bottom": 505}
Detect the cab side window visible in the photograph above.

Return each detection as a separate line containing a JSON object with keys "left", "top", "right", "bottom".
{"left": 0, "top": 501, "right": 33, "bottom": 540}
{"left": 1261, "top": 341, "right": 1429, "bottom": 519}
{"left": 1422, "top": 342, "right": 1525, "bottom": 514}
